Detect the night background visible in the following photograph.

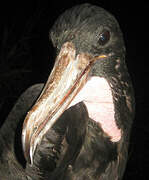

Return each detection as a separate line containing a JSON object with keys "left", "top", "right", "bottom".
{"left": 0, "top": 0, "right": 148, "bottom": 179}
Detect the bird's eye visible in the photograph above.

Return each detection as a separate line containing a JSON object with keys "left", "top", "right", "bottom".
{"left": 98, "top": 30, "right": 110, "bottom": 46}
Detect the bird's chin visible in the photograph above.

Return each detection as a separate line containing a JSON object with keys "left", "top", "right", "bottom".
{"left": 22, "top": 41, "right": 107, "bottom": 164}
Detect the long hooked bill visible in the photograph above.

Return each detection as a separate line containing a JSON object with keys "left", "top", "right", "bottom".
{"left": 22, "top": 42, "right": 107, "bottom": 164}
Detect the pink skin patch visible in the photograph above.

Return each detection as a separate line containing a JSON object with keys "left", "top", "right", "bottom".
{"left": 68, "top": 76, "right": 121, "bottom": 142}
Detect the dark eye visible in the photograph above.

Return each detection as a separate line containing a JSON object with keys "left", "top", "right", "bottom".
{"left": 98, "top": 30, "right": 110, "bottom": 46}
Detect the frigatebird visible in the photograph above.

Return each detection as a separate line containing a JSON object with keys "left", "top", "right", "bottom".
{"left": 0, "top": 3, "right": 135, "bottom": 180}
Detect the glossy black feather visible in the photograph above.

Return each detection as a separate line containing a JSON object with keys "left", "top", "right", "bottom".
{"left": 0, "top": 84, "right": 126, "bottom": 179}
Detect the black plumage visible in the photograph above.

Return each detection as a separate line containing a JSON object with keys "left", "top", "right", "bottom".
{"left": 0, "top": 3, "right": 135, "bottom": 180}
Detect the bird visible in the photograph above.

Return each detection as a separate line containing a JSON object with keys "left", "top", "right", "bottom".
{"left": 0, "top": 3, "right": 135, "bottom": 180}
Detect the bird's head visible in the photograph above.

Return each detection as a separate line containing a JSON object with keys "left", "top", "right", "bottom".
{"left": 50, "top": 3, "right": 125, "bottom": 77}
{"left": 22, "top": 4, "right": 134, "bottom": 165}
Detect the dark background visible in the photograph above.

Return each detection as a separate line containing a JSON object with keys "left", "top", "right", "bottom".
{"left": 0, "top": 0, "right": 148, "bottom": 179}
